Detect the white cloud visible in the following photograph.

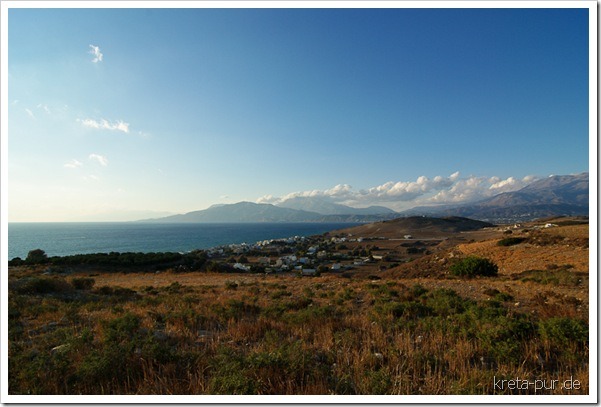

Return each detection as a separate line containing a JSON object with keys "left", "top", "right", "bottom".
{"left": 257, "top": 172, "right": 540, "bottom": 211}
{"left": 89, "top": 154, "right": 108, "bottom": 167}
{"left": 360, "top": 174, "right": 457, "bottom": 202}
{"left": 37, "top": 104, "right": 51, "bottom": 114}
{"left": 256, "top": 194, "right": 280, "bottom": 204}
{"left": 79, "top": 118, "right": 130, "bottom": 133}
{"left": 282, "top": 184, "right": 354, "bottom": 201}
{"left": 489, "top": 175, "right": 537, "bottom": 192}
{"left": 89, "top": 44, "right": 103, "bottom": 63}
{"left": 25, "top": 108, "right": 36, "bottom": 120}
{"left": 64, "top": 159, "right": 83, "bottom": 169}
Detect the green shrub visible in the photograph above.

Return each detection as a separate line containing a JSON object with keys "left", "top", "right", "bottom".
{"left": 539, "top": 317, "right": 588, "bottom": 348}
{"left": 14, "top": 276, "right": 73, "bottom": 294}
{"left": 9, "top": 257, "right": 24, "bottom": 266}
{"left": 71, "top": 277, "right": 95, "bottom": 290}
{"left": 497, "top": 237, "right": 527, "bottom": 247}
{"left": 450, "top": 256, "right": 498, "bottom": 278}
{"left": 516, "top": 268, "right": 583, "bottom": 286}
{"left": 26, "top": 249, "right": 48, "bottom": 264}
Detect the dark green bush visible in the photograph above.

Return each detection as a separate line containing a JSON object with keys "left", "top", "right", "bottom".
{"left": 26, "top": 249, "right": 48, "bottom": 264}
{"left": 450, "top": 256, "right": 498, "bottom": 277}
{"left": 14, "top": 277, "right": 73, "bottom": 294}
{"left": 539, "top": 317, "right": 588, "bottom": 348}
{"left": 9, "top": 257, "right": 24, "bottom": 266}
{"left": 71, "top": 278, "right": 95, "bottom": 290}
{"left": 497, "top": 237, "right": 527, "bottom": 247}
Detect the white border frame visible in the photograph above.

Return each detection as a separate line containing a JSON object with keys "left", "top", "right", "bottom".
{"left": 1, "top": 1, "right": 597, "bottom": 404}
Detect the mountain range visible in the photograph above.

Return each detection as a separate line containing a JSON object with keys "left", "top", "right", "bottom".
{"left": 276, "top": 196, "right": 396, "bottom": 216}
{"left": 402, "top": 172, "right": 589, "bottom": 222}
{"left": 144, "top": 201, "right": 399, "bottom": 223}
{"left": 143, "top": 172, "right": 588, "bottom": 223}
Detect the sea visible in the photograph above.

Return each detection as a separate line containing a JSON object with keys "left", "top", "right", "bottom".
{"left": 7, "top": 222, "right": 359, "bottom": 260}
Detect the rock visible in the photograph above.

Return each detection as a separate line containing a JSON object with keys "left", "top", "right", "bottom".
{"left": 51, "top": 344, "right": 70, "bottom": 354}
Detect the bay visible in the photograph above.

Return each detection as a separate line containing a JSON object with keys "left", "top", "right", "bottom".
{"left": 7, "top": 222, "right": 358, "bottom": 260}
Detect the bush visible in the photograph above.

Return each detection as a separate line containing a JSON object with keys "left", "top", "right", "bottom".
{"left": 13, "top": 276, "right": 73, "bottom": 294}
{"left": 9, "top": 257, "right": 24, "bottom": 266}
{"left": 497, "top": 237, "right": 526, "bottom": 247}
{"left": 450, "top": 256, "right": 498, "bottom": 278}
{"left": 71, "top": 278, "right": 95, "bottom": 290}
{"left": 26, "top": 249, "right": 48, "bottom": 264}
{"left": 539, "top": 317, "right": 588, "bottom": 348}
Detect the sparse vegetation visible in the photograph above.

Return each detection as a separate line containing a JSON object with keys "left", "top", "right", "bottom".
{"left": 497, "top": 237, "right": 527, "bottom": 246}
{"left": 8, "top": 219, "right": 589, "bottom": 395}
{"left": 450, "top": 256, "right": 498, "bottom": 278}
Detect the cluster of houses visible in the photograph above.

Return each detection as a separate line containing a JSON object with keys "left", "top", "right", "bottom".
{"left": 205, "top": 234, "right": 379, "bottom": 276}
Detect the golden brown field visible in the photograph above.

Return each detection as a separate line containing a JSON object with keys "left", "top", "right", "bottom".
{"left": 8, "top": 219, "right": 589, "bottom": 395}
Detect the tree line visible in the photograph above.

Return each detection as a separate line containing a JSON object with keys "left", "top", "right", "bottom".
{"left": 9, "top": 249, "right": 209, "bottom": 271}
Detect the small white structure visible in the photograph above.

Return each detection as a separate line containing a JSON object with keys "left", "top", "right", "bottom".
{"left": 233, "top": 263, "right": 251, "bottom": 272}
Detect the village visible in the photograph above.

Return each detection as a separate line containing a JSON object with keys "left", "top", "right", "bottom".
{"left": 198, "top": 217, "right": 566, "bottom": 277}
{"left": 203, "top": 231, "right": 417, "bottom": 277}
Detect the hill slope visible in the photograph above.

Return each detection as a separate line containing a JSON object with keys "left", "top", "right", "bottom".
{"left": 332, "top": 216, "right": 494, "bottom": 239}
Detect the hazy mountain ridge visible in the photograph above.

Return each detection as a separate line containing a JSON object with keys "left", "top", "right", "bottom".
{"left": 148, "top": 202, "right": 323, "bottom": 223}
{"left": 276, "top": 196, "right": 396, "bottom": 216}
{"left": 403, "top": 173, "right": 589, "bottom": 222}
{"left": 144, "top": 173, "right": 588, "bottom": 223}
{"left": 145, "top": 201, "right": 398, "bottom": 223}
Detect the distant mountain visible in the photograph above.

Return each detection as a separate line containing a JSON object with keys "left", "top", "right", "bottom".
{"left": 143, "top": 201, "right": 399, "bottom": 223}
{"left": 147, "top": 202, "right": 323, "bottom": 223}
{"left": 144, "top": 173, "right": 588, "bottom": 224}
{"left": 277, "top": 196, "right": 396, "bottom": 216}
{"left": 403, "top": 173, "right": 589, "bottom": 222}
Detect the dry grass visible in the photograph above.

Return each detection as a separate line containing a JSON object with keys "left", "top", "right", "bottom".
{"left": 8, "top": 222, "right": 589, "bottom": 396}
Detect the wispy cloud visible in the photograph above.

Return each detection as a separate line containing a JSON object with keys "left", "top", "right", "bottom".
{"left": 89, "top": 153, "right": 108, "bottom": 167}
{"left": 37, "top": 104, "right": 51, "bottom": 114}
{"left": 79, "top": 118, "right": 130, "bottom": 133}
{"left": 257, "top": 172, "right": 540, "bottom": 211}
{"left": 89, "top": 44, "right": 103, "bottom": 63}
{"left": 25, "top": 108, "right": 36, "bottom": 120}
{"left": 64, "top": 159, "right": 83, "bottom": 169}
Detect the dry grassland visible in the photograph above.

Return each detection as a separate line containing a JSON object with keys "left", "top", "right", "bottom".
{"left": 8, "top": 221, "right": 590, "bottom": 395}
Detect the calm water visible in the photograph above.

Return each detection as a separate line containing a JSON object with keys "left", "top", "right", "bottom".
{"left": 7, "top": 222, "right": 358, "bottom": 260}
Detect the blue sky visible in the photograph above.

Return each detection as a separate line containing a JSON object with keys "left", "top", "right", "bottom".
{"left": 5, "top": 4, "right": 592, "bottom": 221}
